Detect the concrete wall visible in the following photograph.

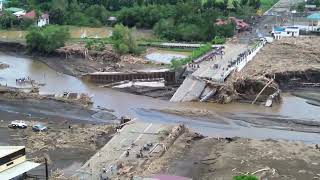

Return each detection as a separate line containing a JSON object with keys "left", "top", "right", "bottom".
{"left": 83, "top": 71, "right": 176, "bottom": 85}
{"left": 236, "top": 41, "right": 265, "bottom": 72}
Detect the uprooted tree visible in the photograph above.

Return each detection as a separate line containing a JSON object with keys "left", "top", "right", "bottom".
{"left": 26, "top": 25, "right": 70, "bottom": 54}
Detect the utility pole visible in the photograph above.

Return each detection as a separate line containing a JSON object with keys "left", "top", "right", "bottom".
{"left": 45, "top": 158, "right": 49, "bottom": 180}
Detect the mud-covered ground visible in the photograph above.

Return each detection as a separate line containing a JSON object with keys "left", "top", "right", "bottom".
{"left": 140, "top": 130, "right": 320, "bottom": 180}
{"left": 244, "top": 37, "right": 320, "bottom": 75}
{"left": 219, "top": 37, "right": 320, "bottom": 103}
{"left": 0, "top": 118, "right": 116, "bottom": 178}
{"left": 0, "top": 85, "right": 118, "bottom": 177}
{"left": 238, "top": 37, "right": 320, "bottom": 89}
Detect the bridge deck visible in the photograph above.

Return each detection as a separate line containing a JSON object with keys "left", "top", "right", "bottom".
{"left": 171, "top": 43, "right": 248, "bottom": 102}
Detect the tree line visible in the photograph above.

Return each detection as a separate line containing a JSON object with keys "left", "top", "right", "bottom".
{"left": 13, "top": 0, "right": 263, "bottom": 51}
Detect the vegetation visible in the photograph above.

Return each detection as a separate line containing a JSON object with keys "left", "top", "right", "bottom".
{"left": 111, "top": 24, "right": 142, "bottom": 55}
{"left": 3, "top": 0, "right": 269, "bottom": 42}
{"left": 308, "top": 0, "right": 320, "bottom": 7}
{"left": 85, "top": 39, "right": 106, "bottom": 51}
{"left": 0, "top": 12, "right": 34, "bottom": 30}
{"left": 26, "top": 25, "right": 70, "bottom": 54}
{"left": 171, "top": 43, "right": 212, "bottom": 69}
{"left": 212, "top": 36, "right": 226, "bottom": 44}
{"left": 260, "top": 0, "right": 279, "bottom": 11}
{"left": 233, "top": 175, "right": 259, "bottom": 180}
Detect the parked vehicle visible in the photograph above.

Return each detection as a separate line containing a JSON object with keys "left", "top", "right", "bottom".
{"left": 32, "top": 124, "right": 48, "bottom": 132}
{"left": 8, "top": 121, "right": 28, "bottom": 129}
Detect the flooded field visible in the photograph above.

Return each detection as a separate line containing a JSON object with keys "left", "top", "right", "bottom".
{"left": 0, "top": 52, "right": 319, "bottom": 143}
{"left": 0, "top": 26, "right": 112, "bottom": 42}
{"left": 145, "top": 49, "right": 190, "bottom": 64}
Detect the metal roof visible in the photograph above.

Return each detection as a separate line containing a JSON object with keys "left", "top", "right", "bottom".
{"left": 0, "top": 161, "right": 40, "bottom": 179}
{"left": 307, "top": 13, "right": 320, "bottom": 20}
{"left": 5, "top": 7, "right": 25, "bottom": 13}
{"left": 0, "top": 146, "right": 24, "bottom": 158}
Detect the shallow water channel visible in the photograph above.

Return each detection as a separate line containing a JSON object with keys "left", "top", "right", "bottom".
{"left": 145, "top": 50, "right": 190, "bottom": 64}
{"left": 0, "top": 52, "right": 319, "bottom": 143}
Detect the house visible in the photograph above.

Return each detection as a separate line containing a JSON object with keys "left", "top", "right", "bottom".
{"left": 229, "top": 17, "right": 250, "bottom": 31}
{"left": 5, "top": 7, "right": 25, "bottom": 18}
{"left": 107, "top": 16, "right": 117, "bottom": 26}
{"left": 37, "top": 13, "right": 49, "bottom": 27}
{"left": 0, "top": 146, "right": 40, "bottom": 179}
{"left": 307, "top": 12, "right": 320, "bottom": 30}
{"left": 271, "top": 26, "right": 300, "bottom": 39}
{"left": 215, "top": 17, "right": 250, "bottom": 31}
{"left": 24, "top": 10, "right": 36, "bottom": 19}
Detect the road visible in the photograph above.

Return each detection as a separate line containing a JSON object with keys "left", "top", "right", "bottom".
{"left": 73, "top": 121, "right": 170, "bottom": 179}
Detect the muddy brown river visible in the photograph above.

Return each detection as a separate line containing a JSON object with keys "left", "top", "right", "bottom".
{"left": 0, "top": 52, "right": 319, "bottom": 143}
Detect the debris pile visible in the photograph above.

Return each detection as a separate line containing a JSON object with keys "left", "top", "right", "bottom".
{"left": 14, "top": 122, "right": 115, "bottom": 154}
{"left": 57, "top": 43, "right": 119, "bottom": 62}
{"left": 120, "top": 54, "right": 149, "bottom": 64}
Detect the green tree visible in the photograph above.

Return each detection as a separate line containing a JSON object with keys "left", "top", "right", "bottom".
{"left": 111, "top": 24, "right": 141, "bottom": 55}
{"left": 0, "top": 12, "right": 18, "bottom": 29}
{"left": 26, "top": 25, "right": 70, "bottom": 54}
{"left": 85, "top": 5, "right": 110, "bottom": 25}
{"left": 19, "top": 18, "right": 35, "bottom": 30}
{"left": 49, "top": 8, "right": 66, "bottom": 25}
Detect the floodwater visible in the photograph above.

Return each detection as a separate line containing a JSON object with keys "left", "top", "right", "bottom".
{"left": 145, "top": 50, "right": 190, "bottom": 64}
{"left": 0, "top": 52, "right": 320, "bottom": 143}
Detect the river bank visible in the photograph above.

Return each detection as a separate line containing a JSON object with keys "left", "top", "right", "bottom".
{"left": 0, "top": 41, "right": 168, "bottom": 77}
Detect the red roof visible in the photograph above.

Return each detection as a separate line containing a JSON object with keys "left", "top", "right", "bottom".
{"left": 215, "top": 19, "right": 228, "bottom": 25}
{"left": 24, "top": 10, "right": 36, "bottom": 19}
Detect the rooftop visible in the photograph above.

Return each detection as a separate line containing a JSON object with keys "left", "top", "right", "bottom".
{"left": 5, "top": 7, "right": 24, "bottom": 13}
{"left": 24, "top": 10, "right": 36, "bottom": 19}
{"left": 307, "top": 13, "right": 320, "bottom": 20}
{"left": 0, "top": 161, "right": 40, "bottom": 179}
{"left": 0, "top": 146, "right": 24, "bottom": 158}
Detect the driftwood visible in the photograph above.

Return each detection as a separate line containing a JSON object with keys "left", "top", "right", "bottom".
{"left": 251, "top": 167, "right": 271, "bottom": 175}
{"left": 252, "top": 79, "right": 274, "bottom": 104}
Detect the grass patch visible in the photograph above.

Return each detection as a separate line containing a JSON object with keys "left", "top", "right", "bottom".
{"left": 234, "top": 175, "right": 259, "bottom": 180}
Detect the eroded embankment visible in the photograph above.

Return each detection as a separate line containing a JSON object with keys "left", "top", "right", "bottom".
{"left": 0, "top": 41, "right": 165, "bottom": 77}
{"left": 213, "top": 37, "right": 320, "bottom": 104}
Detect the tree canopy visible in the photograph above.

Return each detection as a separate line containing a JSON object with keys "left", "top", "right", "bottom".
{"left": 7, "top": 0, "right": 265, "bottom": 41}
{"left": 26, "top": 25, "right": 70, "bottom": 54}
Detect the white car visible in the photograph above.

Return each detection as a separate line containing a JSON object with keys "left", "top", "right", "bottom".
{"left": 8, "top": 121, "right": 28, "bottom": 129}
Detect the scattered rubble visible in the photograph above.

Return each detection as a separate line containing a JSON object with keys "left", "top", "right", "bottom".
{"left": 13, "top": 121, "right": 115, "bottom": 154}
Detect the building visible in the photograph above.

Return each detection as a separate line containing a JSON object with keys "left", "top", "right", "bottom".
{"left": 5, "top": 7, "right": 25, "bottom": 18}
{"left": 37, "top": 13, "right": 49, "bottom": 27}
{"left": 307, "top": 12, "right": 320, "bottom": 31}
{"left": 24, "top": 10, "right": 36, "bottom": 19}
{"left": 272, "top": 26, "right": 300, "bottom": 39}
{"left": 215, "top": 17, "right": 250, "bottom": 31}
{"left": 0, "top": 146, "right": 40, "bottom": 179}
